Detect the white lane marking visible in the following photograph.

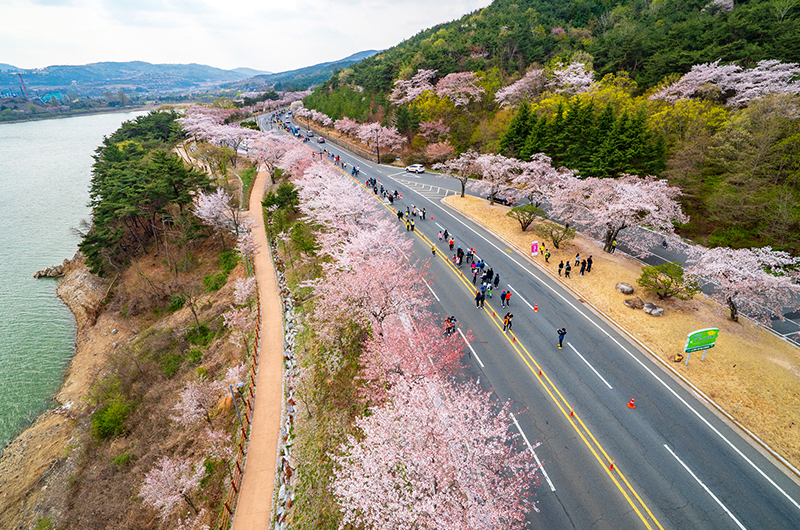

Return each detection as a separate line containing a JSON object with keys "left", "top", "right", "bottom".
{"left": 422, "top": 278, "right": 440, "bottom": 302}
{"left": 507, "top": 284, "right": 536, "bottom": 312}
{"left": 567, "top": 342, "right": 613, "bottom": 390}
{"left": 511, "top": 413, "right": 556, "bottom": 492}
{"left": 386, "top": 174, "right": 800, "bottom": 511}
{"left": 664, "top": 445, "right": 747, "bottom": 530}
{"left": 435, "top": 222, "right": 446, "bottom": 231}
{"left": 457, "top": 328, "right": 484, "bottom": 368}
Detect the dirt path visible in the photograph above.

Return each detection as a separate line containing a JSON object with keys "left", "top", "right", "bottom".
{"left": 232, "top": 170, "right": 284, "bottom": 529}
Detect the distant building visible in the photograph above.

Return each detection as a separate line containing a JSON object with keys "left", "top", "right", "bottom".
{"left": 41, "top": 92, "right": 64, "bottom": 103}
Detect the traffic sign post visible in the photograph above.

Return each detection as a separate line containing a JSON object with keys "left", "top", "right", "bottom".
{"left": 683, "top": 328, "right": 719, "bottom": 365}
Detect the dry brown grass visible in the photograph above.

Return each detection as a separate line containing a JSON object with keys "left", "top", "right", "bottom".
{"left": 445, "top": 195, "right": 800, "bottom": 471}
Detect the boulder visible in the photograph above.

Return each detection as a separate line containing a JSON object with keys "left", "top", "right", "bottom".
{"left": 33, "top": 264, "right": 64, "bottom": 278}
{"left": 643, "top": 302, "right": 664, "bottom": 316}
{"left": 624, "top": 297, "right": 644, "bottom": 309}
{"left": 615, "top": 282, "right": 634, "bottom": 295}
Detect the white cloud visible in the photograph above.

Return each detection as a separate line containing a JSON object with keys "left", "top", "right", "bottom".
{"left": 0, "top": 0, "right": 493, "bottom": 72}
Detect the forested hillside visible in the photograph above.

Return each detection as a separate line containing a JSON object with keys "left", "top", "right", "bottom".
{"left": 303, "top": 0, "right": 800, "bottom": 252}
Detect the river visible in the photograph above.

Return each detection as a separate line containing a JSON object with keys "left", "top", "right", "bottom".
{"left": 0, "top": 111, "right": 144, "bottom": 449}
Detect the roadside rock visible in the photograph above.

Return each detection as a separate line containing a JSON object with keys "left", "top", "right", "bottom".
{"left": 616, "top": 282, "right": 634, "bottom": 295}
{"left": 643, "top": 302, "right": 664, "bottom": 316}
{"left": 624, "top": 297, "right": 644, "bottom": 309}
{"left": 34, "top": 264, "right": 63, "bottom": 278}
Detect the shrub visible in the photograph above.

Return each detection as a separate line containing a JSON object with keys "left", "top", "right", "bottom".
{"left": 111, "top": 451, "right": 133, "bottom": 471}
{"left": 91, "top": 399, "right": 132, "bottom": 440}
{"left": 220, "top": 250, "right": 238, "bottom": 275}
{"left": 637, "top": 262, "right": 701, "bottom": 300}
{"left": 203, "top": 272, "right": 227, "bottom": 292}
{"left": 167, "top": 294, "right": 185, "bottom": 312}
{"left": 187, "top": 347, "right": 203, "bottom": 364}
{"left": 507, "top": 204, "right": 545, "bottom": 231}
{"left": 186, "top": 323, "right": 214, "bottom": 346}
{"left": 379, "top": 153, "right": 397, "bottom": 164}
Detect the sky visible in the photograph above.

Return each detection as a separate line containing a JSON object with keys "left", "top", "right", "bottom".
{"left": 1, "top": 0, "right": 494, "bottom": 73}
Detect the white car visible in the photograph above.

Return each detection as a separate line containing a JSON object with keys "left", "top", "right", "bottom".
{"left": 405, "top": 164, "right": 425, "bottom": 173}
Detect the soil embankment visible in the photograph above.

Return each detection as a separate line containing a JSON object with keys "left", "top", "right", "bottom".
{"left": 0, "top": 257, "right": 133, "bottom": 527}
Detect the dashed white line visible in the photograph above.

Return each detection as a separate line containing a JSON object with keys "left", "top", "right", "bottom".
{"left": 567, "top": 342, "right": 613, "bottom": 390}
{"left": 511, "top": 412, "right": 556, "bottom": 492}
{"left": 457, "top": 328, "right": 484, "bottom": 368}
{"left": 664, "top": 444, "right": 747, "bottom": 530}
{"left": 422, "top": 278, "right": 440, "bottom": 302}
{"left": 506, "top": 284, "right": 536, "bottom": 313}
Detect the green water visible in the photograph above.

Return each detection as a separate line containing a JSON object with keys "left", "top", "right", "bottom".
{"left": 0, "top": 111, "right": 144, "bottom": 449}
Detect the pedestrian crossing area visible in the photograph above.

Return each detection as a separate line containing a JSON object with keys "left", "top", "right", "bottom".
{"left": 394, "top": 177, "right": 459, "bottom": 201}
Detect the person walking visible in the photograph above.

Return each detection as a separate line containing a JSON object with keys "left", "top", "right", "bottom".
{"left": 472, "top": 267, "right": 480, "bottom": 285}
{"left": 611, "top": 240, "right": 617, "bottom": 254}
{"left": 564, "top": 261, "right": 571, "bottom": 278}
{"left": 486, "top": 283, "right": 493, "bottom": 298}
{"left": 479, "top": 291, "right": 486, "bottom": 308}
{"left": 558, "top": 261, "right": 564, "bottom": 276}
{"left": 397, "top": 210, "right": 404, "bottom": 221}
{"left": 500, "top": 290, "right": 507, "bottom": 307}
{"left": 493, "top": 273, "right": 500, "bottom": 288}
{"left": 486, "top": 268, "right": 494, "bottom": 282}
{"left": 557, "top": 328, "right": 567, "bottom": 349}
{"left": 422, "top": 208, "right": 426, "bottom": 220}
{"left": 466, "top": 248, "right": 474, "bottom": 263}
{"left": 449, "top": 238, "right": 455, "bottom": 251}
{"left": 503, "top": 312, "right": 514, "bottom": 332}
{"left": 586, "top": 255, "right": 593, "bottom": 273}
{"left": 432, "top": 245, "right": 436, "bottom": 256}
{"left": 410, "top": 219, "right": 415, "bottom": 232}
{"left": 505, "top": 291, "right": 512, "bottom": 306}
{"left": 406, "top": 220, "right": 411, "bottom": 231}
{"left": 443, "top": 229, "right": 449, "bottom": 241}
{"left": 475, "top": 290, "right": 482, "bottom": 308}
{"left": 580, "top": 259, "right": 586, "bottom": 276}
{"left": 545, "top": 249, "right": 551, "bottom": 263}
{"left": 575, "top": 253, "right": 581, "bottom": 267}
{"left": 438, "top": 230, "right": 443, "bottom": 241}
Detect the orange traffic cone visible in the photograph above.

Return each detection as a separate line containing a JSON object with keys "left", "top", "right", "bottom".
{"left": 628, "top": 398, "right": 636, "bottom": 409}
{"left": 533, "top": 303, "right": 538, "bottom": 312}
{"left": 538, "top": 368, "right": 542, "bottom": 376}
{"left": 431, "top": 216, "right": 433, "bottom": 221}
{"left": 609, "top": 459, "right": 615, "bottom": 470}
{"left": 570, "top": 407, "right": 574, "bottom": 417}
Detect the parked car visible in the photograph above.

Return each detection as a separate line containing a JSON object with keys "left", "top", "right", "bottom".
{"left": 405, "top": 164, "right": 425, "bottom": 173}
{"left": 317, "top": 137, "right": 325, "bottom": 144}
{"left": 488, "top": 193, "right": 515, "bottom": 206}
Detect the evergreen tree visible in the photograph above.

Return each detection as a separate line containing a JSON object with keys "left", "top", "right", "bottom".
{"left": 499, "top": 102, "right": 531, "bottom": 157}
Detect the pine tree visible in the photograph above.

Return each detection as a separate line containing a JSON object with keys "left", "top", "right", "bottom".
{"left": 499, "top": 102, "right": 531, "bottom": 157}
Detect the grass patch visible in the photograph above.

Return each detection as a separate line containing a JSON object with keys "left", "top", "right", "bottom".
{"left": 203, "top": 272, "right": 227, "bottom": 292}
{"left": 91, "top": 399, "right": 132, "bottom": 440}
{"left": 167, "top": 294, "right": 185, "bottom": 312}
{"left": 220, "top": 250, "right": 238, "bottom": 275}
{"left": 187, "top": 323, "right": 215, "bottom": 346}
{"left": 111, "top": 451, "right": 133, "bottom": 471}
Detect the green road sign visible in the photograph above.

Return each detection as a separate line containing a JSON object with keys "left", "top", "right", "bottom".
{"left": 684, "top": 328, "right": 719, "bottom": 353}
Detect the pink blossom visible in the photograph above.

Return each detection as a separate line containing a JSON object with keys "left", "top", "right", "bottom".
{"left": 355, "top": 122, "right": 407, "bottom": 154}
{"left": 435, "top": 71, "right": 486, "bottom": 107}
{"left": 223, "top": 306, "right": 257, "bottom": 348}
{"left": 685, "top": 245, "right": 800, "bottom": 323}
{"left": 418, "top": 119, "right": 450, "bottom": 142}
{"left": 390, "top": 68, "right": 437, "bottom": 106}
{"left": 140, "top": 456, "right": 205, "bottom": 519}
{"left": 233, "top": 276, "right": 257, "bottom": 305}
{"left": 171, "top": 379, "right": 224, "bottom": 429}
{"left": 425, "top": 141, "right": 455, "bottom": 162}
{"left": 334, "top": 116, "right": 360, "bottom": 136}
{"left": 333, "top": 376, "right": 539, "bottom": 529}
{"left": 495, "top": 69, "right": 546, "bottom": 107}
{"left": 548, "top": 62, "right": 595, "bottom": 95}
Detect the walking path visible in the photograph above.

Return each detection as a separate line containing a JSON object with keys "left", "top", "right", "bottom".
{"left": 232, "top": 169, "right": 283, "bottom": 529}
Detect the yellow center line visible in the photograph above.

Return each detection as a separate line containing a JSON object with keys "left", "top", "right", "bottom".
{"left": 341, "top": 165, "right": 663, "bottom": 530}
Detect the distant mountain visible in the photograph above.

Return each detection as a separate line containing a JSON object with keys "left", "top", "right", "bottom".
{"left": 0, "top": 63, "right": 19, "bottom": 72}
{"left": 0, "top": 61, "right": 253, "bottom": 96}
{"left": 226, "top": 50, "right": 380, "bottom": 91}
{"left": 231, "top": 67, "right": 272, "bottom": 77}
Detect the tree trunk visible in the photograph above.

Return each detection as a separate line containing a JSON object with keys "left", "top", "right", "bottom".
{"left": 460, "top": 179, "right": 466, "bottom": 198}
{"left": 727, "top": 296, "right": 739, "bottom": 322}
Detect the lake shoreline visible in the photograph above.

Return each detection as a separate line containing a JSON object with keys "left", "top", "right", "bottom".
{"left": 0, "top": 257, "right": 120, "bottom": 527}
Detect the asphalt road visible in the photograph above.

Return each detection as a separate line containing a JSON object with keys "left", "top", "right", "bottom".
{"left": 261, "top": 114, "right": 800, "bottom": 529}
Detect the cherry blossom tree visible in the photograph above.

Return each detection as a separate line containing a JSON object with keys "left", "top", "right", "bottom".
{"left": 223, "top": 306, "right": 257, "bottom": 349}
{"left": 249, "top": 130, "right": 296, "bottom": 183}
{"left": 171, "top": 379, "right": 223, "bottom": 429}
{"left": 469, "top": 153, "right": 526, "bottom": 205}
{"left": 140, "top": 456, "right": 206, "bottom": 518}
{"left": 495, "top": 69, "right": 546, "bottom": 107}
{"left": 510, "top": 153, "right": 578, "bottom": 206}
{"left": 193, "top": 188, "right": 243, "bottom": 246}
{"left": 425, "top": 141, "right": 455, "bottom": 163}
{"left": 548, "top": 62, "right": 595, "bottom": 95}
{"left": 333, "top": 375, "right": 539, "bottom": 530}
{"left": 233, "top": 276, "right": 257, "bottom": 306}
{"left": 685, "top": 245, "right": 800, "bottom": 322}
{"left": 651, "top": 59, "right": 800, "bottom": 107}
{"left": 356, "top": 122, "right": 406, "bottom": 162}
{"left": 435, "top": 72, "right": 486, "bottom": 107}
{"left": 549, "top": 174, "right": 688, "bottom": 254}
{"left": 334, "top": 116, "right": 360, "bottom": 137}
{"left": 390, "top": 69, "right": 437, "bottom": 106}
{"left": 433, "top": 149, "right": 480, "bottom": 197}
{"left": 418, "top": 119, "right": 450, "bottom": 142}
